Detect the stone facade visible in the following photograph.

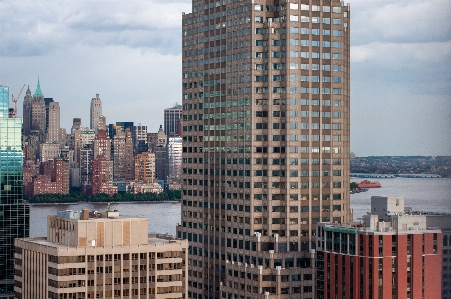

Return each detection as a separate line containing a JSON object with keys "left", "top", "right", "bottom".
{"left": 14, "top": 210, "right": 188, "bottom": 299}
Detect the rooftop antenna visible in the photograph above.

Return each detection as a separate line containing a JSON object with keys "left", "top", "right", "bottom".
{"left": 11, "top": 84, "right": 26, "bottom": 117}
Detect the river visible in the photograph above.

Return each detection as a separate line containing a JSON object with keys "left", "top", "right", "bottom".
{"left": 29, "top": 178, "right": 451, "bottom": 237}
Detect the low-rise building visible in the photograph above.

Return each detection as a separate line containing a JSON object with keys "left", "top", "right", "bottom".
{"left": 316, "top": 196, "right": 442, "bottom": 299}
{"left": 14, "top": 209, "right": 188, "bottom": 299}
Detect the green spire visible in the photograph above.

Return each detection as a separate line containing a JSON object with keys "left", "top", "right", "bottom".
{"left": 34, "top": 77, "right": 43, "bottom": 98}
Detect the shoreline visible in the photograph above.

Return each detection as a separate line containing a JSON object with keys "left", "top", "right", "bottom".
{"left": 28, "top": 200, "right": 181, "bottom": 206}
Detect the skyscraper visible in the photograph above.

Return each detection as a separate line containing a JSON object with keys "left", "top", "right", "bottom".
{"left": 177, "top": 1, "right": 350, "bottom": 298}
{"left": 90, "top": 94, "right": 102, "bottom": 131}
{"left": 164, "top": 104, "right": 183, "bottom": 137}
{"left": 166, "top": 136, "right": 183, "bottom": 190}
{"left": 0, "top": 86, "right": 29, "bottom": 298}
{"left": 113, "top": 128, "right": 134, "bottom": 181}
{"left": 45, "top": 101, "right": 60, "bottom": 143}
{"left": 22, "top": 81, "right": 45, "bottom": 138}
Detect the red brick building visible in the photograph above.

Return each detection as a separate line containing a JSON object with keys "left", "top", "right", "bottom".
{"left": 25, "top": 157, "right": 69, "bottom": 197}
{"left": 316, "top": 196, "right": 442, "bottom": 299}
{"left": 91, "top": 156, "right": 117, "bottom": 196}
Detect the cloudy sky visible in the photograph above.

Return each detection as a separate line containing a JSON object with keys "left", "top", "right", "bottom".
{"left": 0, "top": 0, "right": 450, "bottom": 156}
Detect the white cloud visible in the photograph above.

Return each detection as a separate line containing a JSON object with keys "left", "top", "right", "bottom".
{"left": 352, "top": 0, "right": 451, "bottom": 45}
{"left": 0, "top": 0, "right": 191, "bottom": 56}
{"left": 1, "top": 0, "right": 450, "bottom": 156}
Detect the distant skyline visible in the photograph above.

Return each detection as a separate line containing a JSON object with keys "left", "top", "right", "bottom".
{"left": 1, "top": 0, "right": 450, "bottom": 156}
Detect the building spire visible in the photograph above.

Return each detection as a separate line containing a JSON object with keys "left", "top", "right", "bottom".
{"left": 33, "top": 77, "right": 43, "bottom": 98}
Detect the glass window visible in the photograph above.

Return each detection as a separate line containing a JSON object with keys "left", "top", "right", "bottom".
{"left": 290, "top": 27, "right": 299, "bottom": 34}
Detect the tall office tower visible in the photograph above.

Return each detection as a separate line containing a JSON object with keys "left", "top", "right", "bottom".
{"left": 164, "top": 104, "right": 183, "bottom": 137}
{"left": 90, "top": 94, "right": 102, "bottom": 131}
{"left": 45, "top": 101, "right": 60, "bottom": 143}
{"left": 178, "top": 1, "right": 350, "bottom": 298}
{"left": 133, "top": 125, "right": 148, "bottom": 154}
{"left": 69, "top": 118, "right": 82, "bottom": 164}
{"left": 22, "top": 80, "right": 46, "bottom": 138}
{"left": 44, "top": 97, "right": 54, "bottom": 133}
{"left": 94, "top": 129, "right": 111, "bottom": 160}
{"left": 30, "top": 79, "right": 46, "bottom": 134}
{"left": 113, "top": 128, "right": 134, "bottom": 181}
{"left": 22, "top": 86, "right": 32, "bottom": 137}
{"left": 79, "top": 146, "right": 94, "bottom": 187}
{"left": 166, "top": 137, "right": 183, "bottom": 190}
{"left": 0, "top": 86, "right": 29, "bottom": 298}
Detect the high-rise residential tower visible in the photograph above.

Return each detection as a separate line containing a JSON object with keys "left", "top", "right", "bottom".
{"left": 90, "top": 94, "right": 102, "bottom": 131}
{"left": 177, "top": 1, "right": 350, "bottom": 298}
{"left": 113, "top": 128, "right": 134, "bottom": 181}
{"left": 164, "top": 104, "right": 183, "bottom": 137}
{"left": 0, "top": 86, "right": 29, "bottom": 298}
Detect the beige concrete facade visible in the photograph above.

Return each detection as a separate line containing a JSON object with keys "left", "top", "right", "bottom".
{"left": 90, "top": 95, "right": 103, "bottom": 132}
{"left": 178, "top": 0, "right": 351, "bottom": 298}
{"left": 14, "top": 210, "right": 188, "bottom": 299}
{"left": 135, "top": 152, "right": 156, "bottom": 184}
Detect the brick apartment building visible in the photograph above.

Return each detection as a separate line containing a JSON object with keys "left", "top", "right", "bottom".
{"left": 91, "top": 156, "right": 117, "bottom": 196}
{"left": 24, "top": 157, "right": 70, "bottom": 197}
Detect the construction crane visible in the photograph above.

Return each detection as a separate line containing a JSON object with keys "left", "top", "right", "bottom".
{"left": 11, "top": 84, "right": 25, "bottom": 117}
